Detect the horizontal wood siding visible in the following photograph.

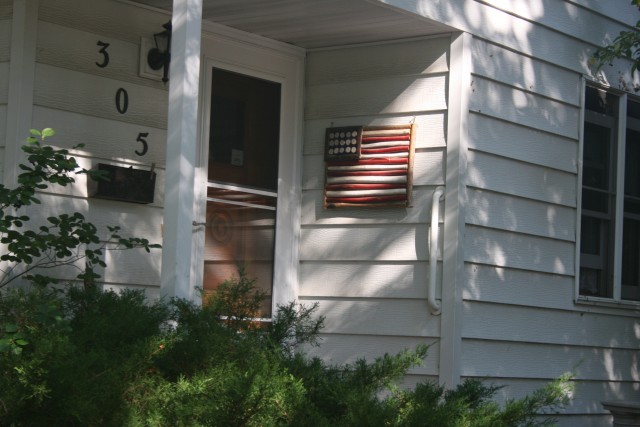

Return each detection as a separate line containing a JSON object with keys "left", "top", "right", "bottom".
{"left": 0, "top": 17, "right": 10, "bottom": 63}
{"left": 22, "top": 0, "right": 168, "bottom": 292}
{"left": 0, "top": 58, "right": 8, "bottom": 119}
{"left": 0, "top": 2, "right": 11, "bottom": 20}
{"left": 0, "top": 10, "right": 9, "bottom": 169}
{"left": 301, "top": 36, "right": 450, "bottom": 380}
{"left": 461, "top": 28, "right": 639, "bottom": 422}
{"left": 385, "top": 0, "right": 638, "bottom": 84}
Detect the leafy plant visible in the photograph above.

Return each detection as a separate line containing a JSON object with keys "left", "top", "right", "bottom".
{"left": 0, "top": 128, "right": 160, "bottom": 289}
{"left": 591, "top": 0, "right": 640, "bottom": 80}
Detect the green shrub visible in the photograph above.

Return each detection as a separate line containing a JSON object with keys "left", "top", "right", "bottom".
{"left": 0, "top": 268, "right": 573, "bottom": 426}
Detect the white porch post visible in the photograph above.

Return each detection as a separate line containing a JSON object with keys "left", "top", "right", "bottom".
{"left": 160, "top": 0, "right": 203, "bottom": 301}
{"left": 4, "top": 0, "right": 38, "bottom": 186}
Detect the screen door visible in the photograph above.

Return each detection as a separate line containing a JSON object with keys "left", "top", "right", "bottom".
{"left": 202, "top": 67, "right": 281, "bottom": 317}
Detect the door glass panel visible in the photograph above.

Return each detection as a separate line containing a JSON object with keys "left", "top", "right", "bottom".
{"left": 203, "top": 68, "right": 281, "bottom": 317}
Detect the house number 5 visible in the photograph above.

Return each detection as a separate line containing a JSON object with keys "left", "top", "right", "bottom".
{"left": 135, "top": 132, "right": 149, "bottom": 156}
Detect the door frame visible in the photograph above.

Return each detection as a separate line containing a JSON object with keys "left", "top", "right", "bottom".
{"left": 193, "top": 23, "right": 305, "bottom": 312}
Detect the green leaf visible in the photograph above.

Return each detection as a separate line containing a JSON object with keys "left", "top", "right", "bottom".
{"left": 41, "top": 128, "right": 55, "bottom": 138}
{"left": 4, "top": 323, "right": 18, "bottom": 333}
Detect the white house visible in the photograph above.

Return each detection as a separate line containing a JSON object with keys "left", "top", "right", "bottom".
{"left": 1, "top": 0, "right": 639, "bottom": 424}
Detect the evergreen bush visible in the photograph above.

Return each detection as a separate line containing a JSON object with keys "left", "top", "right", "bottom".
{"left": 0, "top": 268, "right": 573, "bottom": 426}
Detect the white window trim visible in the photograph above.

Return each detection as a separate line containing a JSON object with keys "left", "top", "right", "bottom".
{"left": 192, "top": 24, "right": 305, "bottom": 313}
{"left": 576, "top": 78, "right": 640, "bottom": 310}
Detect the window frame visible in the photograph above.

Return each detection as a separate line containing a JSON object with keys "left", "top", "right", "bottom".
{"left": 576, "top": 80, "right": 640, "bottom": 309}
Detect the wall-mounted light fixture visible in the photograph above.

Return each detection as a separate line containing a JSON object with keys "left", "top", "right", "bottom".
{"left": 147, "top": 21, "right": 172, "bottom": 84}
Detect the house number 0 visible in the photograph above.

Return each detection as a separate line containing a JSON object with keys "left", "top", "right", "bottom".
{"left": 115, "top": 88, "right": 129, "bottom": 114}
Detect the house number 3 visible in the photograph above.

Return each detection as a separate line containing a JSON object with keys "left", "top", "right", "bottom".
{"left": 96, "top": 41, "right": 110, "bottom": 68}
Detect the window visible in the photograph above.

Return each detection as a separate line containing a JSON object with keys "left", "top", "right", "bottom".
{"left": 579, "top": 85, "right": 640, "bottom": 302}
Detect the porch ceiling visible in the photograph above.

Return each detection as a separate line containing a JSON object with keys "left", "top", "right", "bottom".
{"left": 131, "top": 0, "right": 453, "bottom": 48}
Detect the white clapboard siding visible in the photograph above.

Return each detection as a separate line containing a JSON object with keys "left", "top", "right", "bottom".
{"left": 464, "top": 225, "right": 574, "bottom": 275}
{"left": 556, "top": 415, "right": 613, "bottom": 427}
{"left": 392, "top": 1, "right": 594, "bottom": 74}
{"left": 466, "top": 188, "right": 576, "bottom": 241}
{"left": 468, "top": 113, "right": 577, "bottom": 173}
{"left": 479, "top": 0, "right": 633, "bottom": 48}
{"left": 312, "top": 333, "right": 439, "bottom": 375}
{"left": 23, "top": 193, "right": 164, "bottom": 241}
{"left": 37, "top": 21, "right": 166, "bottom": 90}
{"left": 304, "top": 113, "right": 446, "bottom": 155}
{"left": 0, "top": 4, "right": 10, "bottom": 19}
{"left": 462, "top": 301, "right": 640, "bottom": 349}
{"left": 303, "top": 150, "right": 444, "bottom": 190}
{"left": 470, "top": 77, "right": 580, "bottom": 139}
{"left": 0, "top": 105, "right": 6, "bottom": 145}
{"left": 300, "top": 298, "right": 441, "bottom": 336}
{"left": 302, "top": 187, "right": 444, "bottom": 225}
{"left": 33, "top": 63, "right": 167, "bottom": 129}
{"left": 484, "top": 377, "right": 639, "bottom": 416}
{"left": 572, "top": 0, "right": 639, "bottom": 27}
{"left": 463, "top": 263, "right": 576, "bottom": 311}
{"left": 39, "top": 0, "right": 168, "bottom": 45}
{"left": 300, "top": 224, "right": 442, "bottom": 262}
{"left": 103, "top": 246, "right": 161, "bottom": 286}
{"left": 299, "top": 261, "right": 440, "bottom": 299}
{"left": 471, "top": 38, "right": 581, "bottom": 105}
{"left": 33, "top": 107, "right": 166, "bottom": 166}
{"left": 24, "top": 247, "right": 161, "bottom": 289}
{"left": 306, "top": 36, "right": 449, "bottom": 85}
{"left": 467, "top": 151, "right": 577, "bottom": 207}
{"left": 306, "top": 74, "right": 447, "bottom": 119}
{"left": 461, "top": 339, "right": 639, "bottom": 381}
{"left": 0, "top": 19, "right": 10, "bottom": 62}
{"left": 0, "top": 147, "right": 5, "bottom": 179}
{"left": 0, "top": 61, "right": 8, "bottom": 104}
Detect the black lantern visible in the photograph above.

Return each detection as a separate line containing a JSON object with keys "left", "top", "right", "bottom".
{"left": 147, "top": 21, "right": 172, "bottom": 84}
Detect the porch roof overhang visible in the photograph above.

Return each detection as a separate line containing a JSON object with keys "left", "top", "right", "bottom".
{"left": 131, "top": 0, "right": 454, "bottom": 49}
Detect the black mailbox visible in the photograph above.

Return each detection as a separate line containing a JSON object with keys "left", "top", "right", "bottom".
{"left": 88, "top": 163, "right": 156, "bottom": 204}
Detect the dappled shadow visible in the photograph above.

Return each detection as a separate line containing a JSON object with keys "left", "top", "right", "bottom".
{"left": 298, "top": 0, "right": 640, "bottom": 420}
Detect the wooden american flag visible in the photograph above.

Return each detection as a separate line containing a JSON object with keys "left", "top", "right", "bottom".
{"left": 324, "top": 124, "right": 415, "bottom": 208}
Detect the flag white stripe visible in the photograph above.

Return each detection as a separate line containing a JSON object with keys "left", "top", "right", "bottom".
{"left": 327, "top": 175, "right": 407, "bottom": 184}
{"left": 362, "top": 129, "right": 411, "bottom": 136}
{"left": 360, "top": 152, "right": 409, "bottom": 159}
{"left": 327, "top": 164, "right": 407, "bottom": 171}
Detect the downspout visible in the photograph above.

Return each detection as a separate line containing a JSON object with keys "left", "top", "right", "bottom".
{"left": 429, "top": 186, "right": 445, "bottom": 315}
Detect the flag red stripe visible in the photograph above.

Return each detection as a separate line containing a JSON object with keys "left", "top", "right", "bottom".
{"left": 326, "top": 195, "right": 407, "bottom": 203}
{"left": 361, "top": 135, "right": 411, "bottom": 143}
{"left": 330, "top": 158, "right": 408, "bottom": 166}
{"left": 327, "top": 169, "right": 408, "bottom": 177}
{"left": 326, "top": 183, "right": 405, "bottom": 190}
